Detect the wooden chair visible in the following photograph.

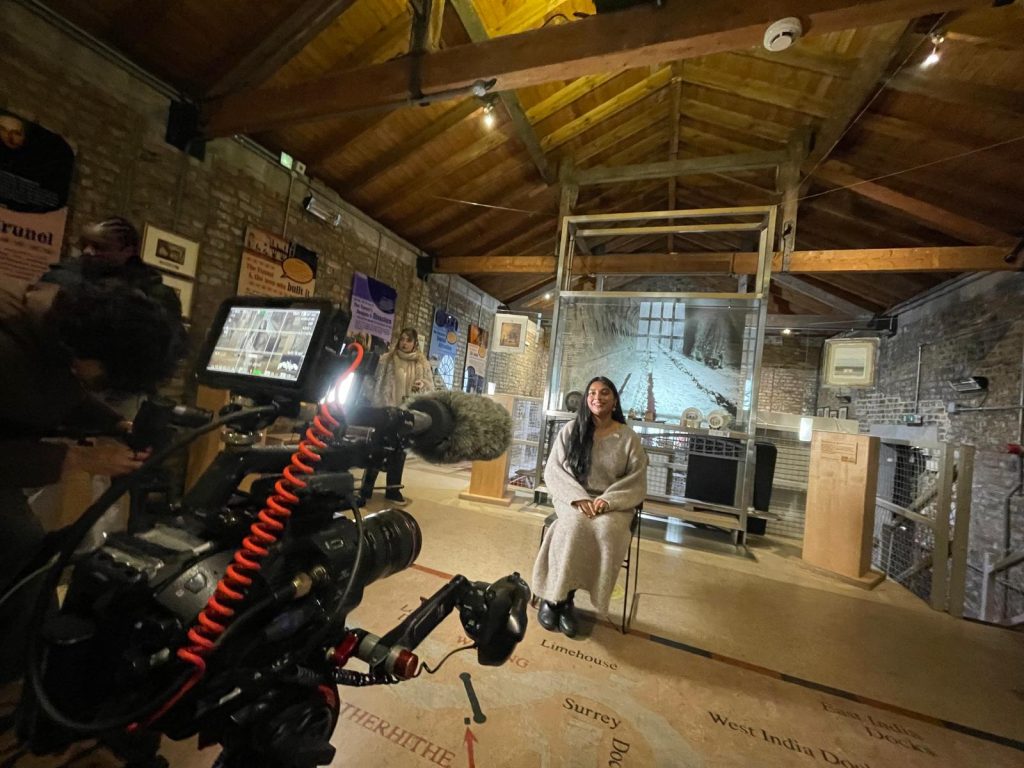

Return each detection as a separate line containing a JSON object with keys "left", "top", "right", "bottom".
{"left": 536, "top": 504, "right": 643, "bottom": 633}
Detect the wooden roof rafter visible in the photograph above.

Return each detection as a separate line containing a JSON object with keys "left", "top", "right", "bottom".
{"left": 201, "top": 0, "right": 996, "bottom": 136}
{"left": 814, "top": 164, "right": 1017, "bottom": 244}
{"left": 450, "top": 0, "right": 554, "bottom": 184}
{"left": 205, "top": 0, "right": 360, "bottom": 97}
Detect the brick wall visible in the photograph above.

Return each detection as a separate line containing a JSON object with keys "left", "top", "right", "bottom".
{"left": 817, "top": 272, "right": 1024, "bottom": 618}
{"left": 0, "top": 4, "right": 499, "bottom": 397}
{"left": 489, "top": 320, "right": 550, "bottom": 398}
{"left": 759, "top": 335, "right": 823, "bottom": 415}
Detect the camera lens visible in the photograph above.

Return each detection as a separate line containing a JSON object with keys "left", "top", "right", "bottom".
{"left": 357, "top": 509, "right": 422, "bottom": 585}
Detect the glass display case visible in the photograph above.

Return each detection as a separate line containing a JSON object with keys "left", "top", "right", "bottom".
{"left": 547, "top": 294, "right": 760, "bottom": 431}
{"left": 538, "top": 206, "right": 778, "bottom": 539}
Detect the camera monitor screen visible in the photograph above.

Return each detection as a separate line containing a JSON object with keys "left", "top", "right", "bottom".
{"left": 197, "top": 297, "right": 341, "bottom": 400}
{"left": 205, "top": 306, "right": 321, "bottom": 383}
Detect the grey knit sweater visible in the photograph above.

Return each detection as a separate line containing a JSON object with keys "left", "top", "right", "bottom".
{"left": 532, "top": 421, "right": 648, "bottom": 613}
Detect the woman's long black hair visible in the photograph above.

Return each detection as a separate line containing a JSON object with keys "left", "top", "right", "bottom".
{"left": 565, "top": 376, "right": 626, "bottom": 482}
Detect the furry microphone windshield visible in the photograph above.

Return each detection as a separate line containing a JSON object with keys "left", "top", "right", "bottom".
{"left": 405, "top": 390, "right": 512, "bottom": 464}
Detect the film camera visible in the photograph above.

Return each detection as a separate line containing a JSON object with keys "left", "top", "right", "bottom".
{"left": 16, "top": 297, "right": 529, "bottom": 767}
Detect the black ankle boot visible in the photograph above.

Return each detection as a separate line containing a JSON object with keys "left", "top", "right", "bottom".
{"left": 537, "top": 600, "right": 561, "bottom": 632}
{"left": 558, "top": 592, "right": 578, "bottom": 638}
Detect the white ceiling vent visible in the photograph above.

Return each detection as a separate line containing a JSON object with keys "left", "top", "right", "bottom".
{"left": 763, "top": 17, "right": 803, "bottom": 52}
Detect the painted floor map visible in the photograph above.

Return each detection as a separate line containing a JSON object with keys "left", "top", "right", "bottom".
{"left": 4, "top": 566, "right": 1021, "bottom": 767}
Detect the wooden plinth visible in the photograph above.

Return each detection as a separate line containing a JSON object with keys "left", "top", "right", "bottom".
{"left": 458, "top": 489, "right": 515, "bottom": 506}
{"left": 461, "top": 393, "right": 514, "bottom": 506}
{"left": 800, "top": 560, "right": 886, "bottom": 590}
{"left": 803, "top": 431, "right": 881, "bottom": 583}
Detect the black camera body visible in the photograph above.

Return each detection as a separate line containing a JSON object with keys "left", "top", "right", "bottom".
{"left": 18, "top": 297, "right": 529, "bottom": 768}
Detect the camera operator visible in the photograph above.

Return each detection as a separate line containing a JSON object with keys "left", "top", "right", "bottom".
{"left": 40, "top": 216, "right": 183, "bottom": 322}
{"left": 0, "top": 278, "right": 183, "bottom": 683}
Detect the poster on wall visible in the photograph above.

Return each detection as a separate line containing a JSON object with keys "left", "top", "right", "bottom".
{"left": 0, "top": 109, "right": 74, "bottom": 283}
{"left": 237, "top": 225, "right": 318, "bottom": 298}
{"left": 429, "top": 308, "right": 459, "bottom": 390}
{"left": 347, "top": 272, "right": 397, "bottom": 352}
{"left": 463, "top": 323, "right": 489, "bottom": 394}
{"left": 492, "top": 313, "right": 529, "bottom": 353}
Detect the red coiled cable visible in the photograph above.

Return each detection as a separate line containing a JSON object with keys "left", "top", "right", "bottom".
{"left": 136, "top": 343, "right": 364, "bottom": 729}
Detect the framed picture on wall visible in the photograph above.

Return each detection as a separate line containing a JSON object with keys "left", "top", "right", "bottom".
{"left": 161, "top": 272, "right": 194, "bottom": 319}
{"left": 829, "top": 409, "right": 840, "bottom": 418}
{"left": 492, "top": 313, "right": 529, "bottom": 353}
{"left": 823, "top": 338, "right": 878, "bottom": 387}
{"left": 838, "top": 406, "right": 849, "bottom": 419}
{"left": 816, "top": 407, "right": 827, "bottom": 417}
{"left": 141, "top": 224, "right": 199, "bottom": 278}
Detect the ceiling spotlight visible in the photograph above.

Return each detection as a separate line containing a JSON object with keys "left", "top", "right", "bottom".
{"left": 781, "top": 327, "right": 792, "bottom": 336}
{"left": 543, "top": 292, "right": 551, "bottom": 300}
{"left": 921, "top": 31, "right": 944, "bottom": 68}
{"left": 482, "top": 102, "right": 496, "bottom": 129}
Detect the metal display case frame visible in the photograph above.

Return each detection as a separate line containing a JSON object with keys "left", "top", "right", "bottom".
{"left": 538, "top": 206, "right": 778, "bottom": 540}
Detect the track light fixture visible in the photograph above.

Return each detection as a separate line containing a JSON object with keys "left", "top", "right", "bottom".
{"left": 481, "top": 100, "right": 497, "bottom": 130}
{"left": 921, "top": 31, "right": 944, "bottom": 68}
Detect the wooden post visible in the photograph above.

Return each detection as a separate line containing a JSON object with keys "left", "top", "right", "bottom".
{"left": 802, "top": 431, "right": 885, "bottom": 588}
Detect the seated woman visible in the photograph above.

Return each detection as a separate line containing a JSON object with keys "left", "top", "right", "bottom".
{"left": 532, "top": 376, "right": 648, "bottom": 638}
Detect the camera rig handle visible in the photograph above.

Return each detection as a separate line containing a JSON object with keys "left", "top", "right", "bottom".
{"left": 338, "top": 572, "right": 530, "bottom": 680}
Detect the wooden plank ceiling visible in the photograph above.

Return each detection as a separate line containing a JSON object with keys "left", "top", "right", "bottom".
{"left": 43, "top": 0, "right": 1024, "bottom": 320}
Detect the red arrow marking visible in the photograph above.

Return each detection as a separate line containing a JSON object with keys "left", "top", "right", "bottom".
{"left": 464, "top": 726, "right": 478, "bottom": 768}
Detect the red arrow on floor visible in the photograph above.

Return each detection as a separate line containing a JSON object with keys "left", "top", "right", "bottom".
{"left": 464, "top": 726, "right": 478, "bottom": 768}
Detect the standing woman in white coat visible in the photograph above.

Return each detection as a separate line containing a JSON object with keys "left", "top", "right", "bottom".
{"left": 361, "top": 327, "right": 434, "bottom": 504}
{"left": 532, "top": 376, "right": 648, "bottom": 637}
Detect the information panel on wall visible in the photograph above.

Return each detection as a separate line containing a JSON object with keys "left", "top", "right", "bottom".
{"left": 0, "top": 109, "right": 74, "bottom": 283}
{"left": 347, "top": 271, "right": 397, "bottom": 351}
{"left": 463, "top": 323, "right": 490, "bottom": 393}
{"left": 429, "top": 308, "right": 459, "bottom": 390}
{"left": 237, "top": 226, "right": 318, "bottom": 298}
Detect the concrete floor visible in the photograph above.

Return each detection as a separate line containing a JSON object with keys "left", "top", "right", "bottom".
{"left": 2, "top": 459, "right": 1022, "bottom": 767}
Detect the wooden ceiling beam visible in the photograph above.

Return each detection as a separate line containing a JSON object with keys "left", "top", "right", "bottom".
{"left": 540, "top": 67, "right": 673, "bottom": 153}
{"left": 435, "top": 245, "right": 1013, "bottom": 274}
{"left": 886, "top": 70, "right": 1024, "bottom": 117}
{"left": 202, "top": 0, "right": 992, "bottom": 136}
{"left": 804, "top": 21, "right": 910, "bottom": 167}
{"left": 205, "top": 0, "right": 359, "bottom": 97}
{"left": 679, "top": 99, "right": 794, "bottom": 144}
{"left": 680, "top": 65, "right": 834, "bottom": 118}
{"left": 575, "top": 111, "right": 668, "bottom": 167}
{"left": 802, "top": 197, "right": 935, "bottom": 247}
{"left": 773, "top": 274, "right": 874, "bottom": 316}
{"left": 450, "top": 0, "right": 554, "bottom": 184}
{"left": 814, "top": 164, "right": 1017, "bottom": 245}
{"left": 525, "top": 73, "right": 620, "bottom": 124}
{"left": 812, "top": 272, "right": 903, "bottom": 308}
{"left": 576, "top": 149, "right": 788, "bottom": 186}
{"left": 733, "top": 46, "right": 858, "bottom": 79}
{"left": 371, "top": 127, "right": 513, "bottom": 220}
{"left": 341, "top": 99, "right": 481, "bottom": 189}
{"left": 410, "top": 156, "right": 544, "bottom": 243}
{"left": 667, "top": 70, "right": 683, "bottom": 252}
{"left": 773, "top": 283, "right": 847, "bottom": 315}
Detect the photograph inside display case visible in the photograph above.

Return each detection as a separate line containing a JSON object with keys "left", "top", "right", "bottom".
{"left": 551, "top": 296, "right": 757, "bottom": 427}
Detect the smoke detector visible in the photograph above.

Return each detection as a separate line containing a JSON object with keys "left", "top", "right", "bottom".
{"left": 763, "top": 17, "right": 803, "bottom": 52}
